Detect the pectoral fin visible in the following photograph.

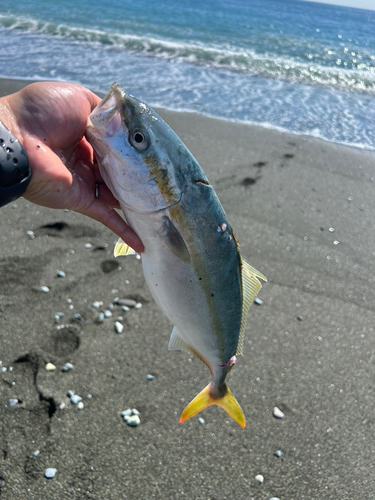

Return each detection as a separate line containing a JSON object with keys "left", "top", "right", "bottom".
{"left": 159, "top": 216, "right": 190, "bottom": 264}
{"left": 114, "top": 237, "right": 137, "bottom": 257}
{"left": 179, "top": 382, "right": 246, "bottom": 429}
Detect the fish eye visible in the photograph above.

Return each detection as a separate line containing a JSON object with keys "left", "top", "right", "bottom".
{"left": 130, "top": 129, "right": 149, "bottom": 151}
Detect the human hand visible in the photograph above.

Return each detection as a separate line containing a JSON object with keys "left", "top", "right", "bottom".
{"left": 0, "top": 82, "right": 144, "bottom": 253}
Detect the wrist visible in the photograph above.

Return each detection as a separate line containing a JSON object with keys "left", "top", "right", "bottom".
{"left": 0, "top": 118, "right": 31, "bottom": 207}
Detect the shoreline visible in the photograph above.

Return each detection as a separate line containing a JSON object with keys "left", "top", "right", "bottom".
{"left": 1, "top": 76, "right": 375, "bottom": 499}
{"left": 0, "top": 76, "right": 373, "bottom": 153}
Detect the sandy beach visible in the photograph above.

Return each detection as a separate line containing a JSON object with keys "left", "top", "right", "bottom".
{"left": 1, "top": 78, "right": 375, "bottom": 499}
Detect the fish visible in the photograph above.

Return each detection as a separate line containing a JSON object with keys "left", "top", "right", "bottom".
{"left": 85, "top": 83, "right": 266, "bottom": 428}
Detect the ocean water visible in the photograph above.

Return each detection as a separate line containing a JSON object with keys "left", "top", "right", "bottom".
{"left": 0, "top": 0, "right": 374, "bottom": 149}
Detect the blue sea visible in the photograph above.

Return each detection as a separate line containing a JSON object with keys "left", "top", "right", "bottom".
{"left": 0, "top": 0, "right": 374, "bottom": 149}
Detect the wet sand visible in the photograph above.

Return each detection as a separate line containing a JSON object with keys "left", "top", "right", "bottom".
{"left": 1, "top": 78, "right": 375, "bottom": 499}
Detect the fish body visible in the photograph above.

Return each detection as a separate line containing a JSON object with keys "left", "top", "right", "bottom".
{"left": 86, "top": 83, "right": 266, "bottom": 427}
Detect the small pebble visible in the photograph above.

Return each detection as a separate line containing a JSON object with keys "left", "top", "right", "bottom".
{"left": 33, "top": 450, "right": 40, "bottom": 457}
{"left": 115, "top": 321, "right": 124, "bottom": 334}
{"left": 0, "top": 477, "right": 5, "bottom": 488}
{"left": 135, "top": 302, "right": 142, "bottom": 309}
{"left": 87, "top": 394, "right": 92, "bottom": 399}
{"left": 69, "top": 304, "right": 74, "bottom": 310}
{"left": 254, "top": 297, "right": 263, "bottom": 305}
{"left": 91, "top": 301, "right": 102, "bottom": 309}
{"left": 132, "top": 408, "right": 140, "bottom": 416}
{"left": 198, "top": 417, "right": 205, "bottom": 425}
{"left": 328, "top": 227, "right": 334, "bottom": 232}
{"left": 126, "top": 414, "right": 141, "bottom": 427}
{"left": 72, "top": 313, "right": 83, "bottom": 323}
{"left": 62, "top": 363, "right": 73, "bottom": 372}
{"left": 7, "top": 399, "right": 18, "bottom": 407}
{"left": 274, "top": 450, "right": 282, "bottom": 457}
{"left": 318, "top": 336, "right": 323, "bottom": 341}
{"left": 40, "top": 286, "right": 50, "bottom": 293}
{"left": 122, "top": 305, "right": 130, "bottom": 312}
{"left": 255, "top": 474, "right": 264, "bottom": 484}
{"left": 69, "top": 249, "right": 75, "bottom": 254}
{"left": 108, "top": 303, "right": 114, "bottom": 310}
{"left": 146, "top": 374, "right": 154, "bottom": 381}
{"left": 77, "top": 402, "right": 84, "bottom": 410}
{"left": 59, "top": 402, "right": 66, "bottom": 410}
{"left": 273, "top": 407, "right": 285, "bottom": 419}
{"left": 67, "top": 390, "right": 75, "bottom": 398}
{"left": 270, "top": 498, "right": 280, "bottom": 500}
{"left": 117, "top": 299, "right": 137, "bottom": 307}
{"left": 70, "top": 395, "right": 82, "bottom": 405}
{"left": 84, "top": 243, "right": 93, "bottom": 249}
{"left": 66, "top": 298, "right": 72, "bottom": 304}
{"left": 104, "top": 310, "right": 112, "bottom": 318}
{"left": 44, "top": 468, "right": 57, "bottom": 479}
{"left": 96, "top": 312, "right": 105, "bottom": 323}
{"left": 26, "top": 230, "right": 35, "bottom": 239}
{"left": 297, "top": 315, "right": 303, "bottom": 321}
{"left": 121, "top": 409, "right": 133, "bottom": 418}
{"left": 1, "top": 367, "right": 7, "bottom": 373}
{"left": 54, "top": 314, "right": 61, "bottom": 324}
{"left": 45, "top": 363, "right": 56, "bottom": 372}
{"left": 57, "top": 270, "right": 66, "bottom": 278}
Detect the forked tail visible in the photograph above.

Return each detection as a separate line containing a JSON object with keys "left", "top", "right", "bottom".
{"left": 179, "top": 382, "right": 246, "bottom": 428}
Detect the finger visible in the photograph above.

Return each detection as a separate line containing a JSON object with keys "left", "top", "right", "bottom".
{"left": 78, "top": 200, "right": 144, "bottom": 254}
{"left": 92, "top": 157, "right": 106, "bottom": 184}
{"left": 95, "top": 183, "right": 121, "bottom": 209}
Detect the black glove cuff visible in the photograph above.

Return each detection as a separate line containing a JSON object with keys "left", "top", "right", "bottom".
{"left": 0, "top": 120, "right": 31, "bottom": 207}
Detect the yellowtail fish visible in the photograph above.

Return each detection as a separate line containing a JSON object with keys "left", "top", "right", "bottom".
{"left": 85, "top": 83, "right": 266, "bottom": 428}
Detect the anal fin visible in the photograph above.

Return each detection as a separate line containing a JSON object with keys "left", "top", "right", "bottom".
{"left": 169, "top": 327, "right": 213, "bottom": 375}
{"left": 168, "top": 327, "right": 192, "bottom": 354}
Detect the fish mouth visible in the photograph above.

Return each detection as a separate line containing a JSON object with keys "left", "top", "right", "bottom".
{"left": 87, "top": 82, "right": 128, "bottom": 138}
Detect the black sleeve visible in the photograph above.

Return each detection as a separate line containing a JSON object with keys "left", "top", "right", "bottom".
{"left": 0, "top": 120, "right": 31, "bottom": 208}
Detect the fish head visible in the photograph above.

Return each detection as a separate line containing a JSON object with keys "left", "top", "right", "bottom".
{"left": 86, "top": 83, "right": 186, "bottom": 214}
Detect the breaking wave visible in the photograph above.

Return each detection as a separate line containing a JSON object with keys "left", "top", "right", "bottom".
{"left": 1, "top": 13, "right": 375, "bottom": 94}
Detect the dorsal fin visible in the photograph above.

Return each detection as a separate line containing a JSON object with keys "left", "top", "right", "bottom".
{"left": 114, "top": 237, "right": 137, "bottom": 257}
{"left": 236, "top": 259, "right": 267, "bottom": 355}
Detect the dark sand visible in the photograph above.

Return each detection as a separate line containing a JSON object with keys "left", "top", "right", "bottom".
{"left": 1, "top": 78, "right": 375, "bottom": 499}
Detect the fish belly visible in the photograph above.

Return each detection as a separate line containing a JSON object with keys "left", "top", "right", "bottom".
{"left": 124, "top": 206, "right": 242, "bottom": 371}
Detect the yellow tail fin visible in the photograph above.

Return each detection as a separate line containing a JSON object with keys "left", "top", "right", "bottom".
{"left": 179, "top": 383, "right": 246, "bottom": 428}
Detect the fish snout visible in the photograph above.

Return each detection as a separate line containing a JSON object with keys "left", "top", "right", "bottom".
{"left": 88, "top": 83, "right": 125, "bottom": 134}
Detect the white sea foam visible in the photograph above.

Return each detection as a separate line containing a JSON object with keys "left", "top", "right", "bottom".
{"left": 1, "top": 14, "right": 374, "bottom": 94}
{"left": 0, "top": 7, "right": 374, "bottom": 151}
